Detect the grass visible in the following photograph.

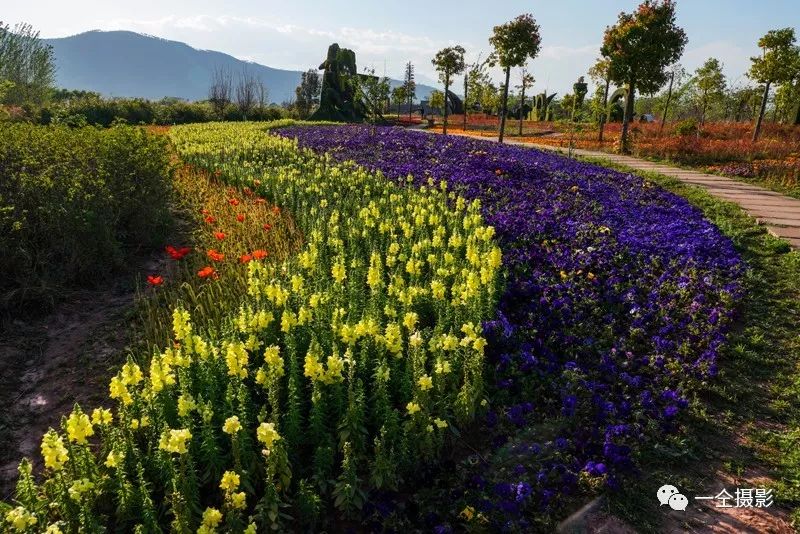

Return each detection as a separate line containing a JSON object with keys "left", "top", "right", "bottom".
{"left": 573, "top": 156, "right": 800, "bottom": 531}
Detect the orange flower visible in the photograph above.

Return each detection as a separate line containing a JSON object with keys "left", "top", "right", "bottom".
{"left": 495, "top": 169, "right": 503, "bottom": 176}
{"left": 207, "top": 249, "right": 225, "bottom": 262}
{"left": 198, "top": 266, "right": 217, "bottom": 279}
{"left": 271, "top": 206, "right": 280, "bottom": 215}
{"left": 262, "top": 223, "right": 272, "bottom": 232}
{"left": 147, "top": 275, "right": 164, "bottom": 286}
{"left": 205, "top": 215, "right": 217, "bottom": 224}
{"left": 239, "top": 253, "right": 253, "bottom": 264}
{"left": 252, "top": 249, "right": 268, "bottom": 260}
{"left": 254, "top": 198, "right": 266, "bottom": 205}
{"left": 236, "top": 214, "right": 245, "bottom": 222}
{"left": 243, "top": 187, "right": 253, "bottom": 196}
{"left": 253, "top": 179, "right": 262, "bottom": 187}
{"left": 200, "top": 209, "right": 210, "bottom": 215}
{"left": 228, "top": 198, "right": 240, "bottom": 207}
{"left": 214, "top": 231, "right": 226, "bottom": 240}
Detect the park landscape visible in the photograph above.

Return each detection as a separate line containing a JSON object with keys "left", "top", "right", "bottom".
{"left": 1, "top": 1, "right": 800, "bottom": 532}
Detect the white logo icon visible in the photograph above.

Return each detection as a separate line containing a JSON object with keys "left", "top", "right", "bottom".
{"left": 657, "top": 484, "right": 688, "bottom": 511}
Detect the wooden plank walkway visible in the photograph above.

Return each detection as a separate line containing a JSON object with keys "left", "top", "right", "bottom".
{"left": 440, "top": 131, "right": 800, "bottom": 250}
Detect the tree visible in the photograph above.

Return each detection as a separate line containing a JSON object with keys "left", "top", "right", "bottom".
{"left": 429, "top": 90, "right": 445, "bottom": 112}
{"left": 658, "top": 63, "right": 685, "bottom": 132}
{"left": 600, "top": 0, "right": 687, "bottom": 153}
{"left": 516, "top": 69, "right": 535, "bottom": 135}
{"left": 208, "top": 66, "right": 232, "bottom": 118}
{"left": 235, "top": 69, "right": 259, "bottom": 119}
{"left": 749, "top": 28, "right": 800, "bottom": 140}
{"left": 0, "top": 22, "right": 55, "bottom": 106}
{"left": 489, "top": 14, "right": 542, "bottom": 143}
{"left": 431, "top": 46, "right": 466, "bottom": 134}
{"left": 361, "top": 67, "right": 390, "bottom": 122}
{"left": 294, "top": 69, "right": 321, "bottom": 119}
{"left": 403, "top": 62, "right": 416, "bottom": 119}
{"left": 692, "top": 58, "right": 726, "bottom": 126}
{"left": 391, "top": 85, "right": 407, "bottom": 115}
{"left": 588, "top": 58, "right": 612, "bottom": 141}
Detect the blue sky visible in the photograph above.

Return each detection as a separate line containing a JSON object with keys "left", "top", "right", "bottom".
{"left": 5, "top": 0, "right": 799, "bottom": 93}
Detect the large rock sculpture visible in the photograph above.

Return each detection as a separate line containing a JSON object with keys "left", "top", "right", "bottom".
{"left": 309, "top": 43, "right": 369, "bottom": 122}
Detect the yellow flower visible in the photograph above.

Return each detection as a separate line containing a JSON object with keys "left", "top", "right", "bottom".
{"left": 460, "top": 505, "right": 475, "bottom": 521}
{"left": 5, "top": 506, "right": 37, "bottom": 531}
{"left": 65, "top": 411, "right": 94, "bottom": 445}
{"left": 225, "top": 341, "right": 249, "bottom": 379}
{"left": 472, "top": 336, "right": 488, "bottom": 354}
{"left": 402, "top": 311, "right": 418, "bottom": 331}
{"left": 67, "top": 478, "right": 94, "bottom": 501}
{"left": 434, "top": 418, "right": 448, "bottom": 429}
{"left": 434, "top": 359, "right": 452, "bottom": 374}
{"left": 158, "top": 428, "right": 192, "bottom": 455}
{"left": 120, "top": 362, "right": 144, "bottom": 386}
{"left": 264, "top": 345, "right": 283, "bottom": 368}
{"left": 256, "top": 422, "right": 281, "bottom": 449}
{"left": 41, "top": 431, "right": 68, "bottom": 471}
{"left": 201, "top": 507, "right": 223, "bottom": 528}
{"left": 177, "top": 394, "right": 197, "bottom": 417}
{"left": 406, "top": 402, "right": 421, "bottom": 415}
{"left": 105, "top": 450, "right": 124, "bottom": 468}
{"left": 172, "top": 308, "right": 192, "bottom": 341}
{"left": 331, "top": 260, "right": 346, "bottom": 283}
{"left": 220, "top": 471, "right": 240, "bottom": 492}
{"left": 109, "top": 376, "right": 132, "bottom": 405}
{"left": 325, "top": 354, "right": 345, "bottom": 383}
{"left": 130, "top": 418, "right": 140, "bottom": 430}
{"left": 243, "top": 523, "right": 257, "bottom": 534}
{"left": 223, "top": 416, "right": 242, "bottom": 435}
{"left": 44, "top": 524, "right": 64, "bottom": 534}
{"left": 409, "top": 331, "right": 423, "bottom": 348}
{"left": 418, "top": 374, "right": 433, "bottom": 391}
{"left": 91, "top": 408, "right": 113, "bottom": 426}
{"left": 229, "top": 491, "right": 247, "bottom": 510}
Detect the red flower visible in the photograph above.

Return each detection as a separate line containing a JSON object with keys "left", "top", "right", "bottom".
{"left": 147, "top": 275, "right": 164, "bottom": 286}
{"left": 252, "top": 249, "right": 268, "bottom": 260}
{"left": 243, "top": 187, "right": 253, "bottom": 196}
{"left": 495, "top": 169, "right": 503, "bottom": 176}
{"left": 200, "top": 209, "right": 210, "bottom": 215}
{"left": 205, "top": 215, "right": 217, "bottom": 224}
{"left": 228, "top": 198, "right": 240, "bottom": 207}
{"left": 236, "top": 214, "right": 245, "bottom": 222}
{"left": 214, "top": 231, "right": 226, "bottom": 240}
{"left": 263, "top": 223, "right": 272, "bottom": 232}
{"left": 239, "top": 253, "right": 253, "bottom": 264}
{"left": 207, "top": 249, "right": 225, "bottom": 262}
{"left": 198, "top": 266, "right": 217, "bottom": 279}
{"left": 165, "top": 245, "right": 191, "bottom": 260}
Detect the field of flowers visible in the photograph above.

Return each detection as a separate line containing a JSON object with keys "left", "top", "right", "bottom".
{"left": 278, "top": 124, "right": 744, "bottom": 528}
{"left": 1, "top": 121, "right": 503, "bottom": 532}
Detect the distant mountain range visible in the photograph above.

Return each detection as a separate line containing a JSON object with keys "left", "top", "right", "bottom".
{"left": 44, "top": 30, "right": 438, "bottom": 104}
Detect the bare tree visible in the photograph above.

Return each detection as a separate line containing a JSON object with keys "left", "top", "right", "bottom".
{"left": 256, "top": 79, "right": 269, "bottom": 110}
{"left": 208, "top": 65, "right": 232, "bottom": 118}
{"left": 235, "top": 69, "right": 258, "bottom": 119}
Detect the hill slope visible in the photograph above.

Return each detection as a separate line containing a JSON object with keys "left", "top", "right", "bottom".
{"left": 45, "top": 30, "right": 436, "bottom": 103}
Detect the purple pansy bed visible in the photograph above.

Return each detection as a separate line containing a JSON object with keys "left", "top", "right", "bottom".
{"left": 278, "top": 125, "right": 743, "bottom": 530}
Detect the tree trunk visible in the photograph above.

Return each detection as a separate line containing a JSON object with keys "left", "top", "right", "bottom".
{"left": 443, "top": 73, "right": 449, "bottom": 135}
{"left": 518, "top": 82, "right": 525, "bottom": 136}
{"left": 659, "top": 71, "right": 674, "bottom": 135}
{"left": 499, "top": 66, "right": 511, "bottom": 143}
{"left": 701, "top": 98, "right": 707, "bottom": 127}
{"left": 463, "top": 73, "right": 468, "bottom": 132}
{"left": 752, "top": 81, "right": 770, "bottom": 142}
{"left": 620, "top": 79, "right": 635, "bottom": 154}
{"left": 599, "top": 78, "right": 610, "bottom": 142}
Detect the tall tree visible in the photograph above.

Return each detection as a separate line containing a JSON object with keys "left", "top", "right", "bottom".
{"left": 403, "top": 62, "right": 416, "bottom": 119}
{"left": 749, "top": 28, "right": 800, "bottom": 140}
{"left": 600, "top": 0, "right": 687, "bottom": 153}
{"left": 208, "top": 66, "right": 232, "bottom": 118}
{"left": 588, "top": 58, "right": 612, "bottom": 142}
{"left": 429, "top": 90, "right": 445, "bottom": 112}
{"left": 489, "top": 13, "right": 542, "bottom": 143}
{"left": 0, "top": 22, "right": 55, "bottom": 106}
{"left": 431, "top": 46, "right": 466, "bottom": 135}
{"left": 658, "top": 63, "right": 685, "bottom": 132}
{"left": 235, "top": 69, "right": 259, "bottom": 119}
{"left": 692, "top": 58, "right": 726, "bottom": 126}
{"left": 516, "top": 69, "right": 535, "bottom": 135}
{"left": 294, "top": 69, "right": 321, "bottom": 119}
{"left": 391, "top": 85, "right": 407, "bottom": 115}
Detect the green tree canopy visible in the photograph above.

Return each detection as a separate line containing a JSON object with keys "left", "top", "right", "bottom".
{"left": 489, "top": 13, "right": 542, "bottom": 142}
{"left": 431, "top": 45, "right": 466, "bottom": 134}
{"left": 692, "top": 57, "right": 726, "bottom": 125}
{"left": 749, "top": 27, "right": 800, "bottom": 138}
{"left": 600, "top": 0, "right": 687, "bottom": 152}
{"left": 0, "top": 21, "right": 55, "bottom": 106}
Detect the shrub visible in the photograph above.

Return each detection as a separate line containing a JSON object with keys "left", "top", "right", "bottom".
{"left": 0, "top": 123, "right": 173, "bottom": 313}
{"left": 674, "top": 118, "right": 698, "bottom": 137}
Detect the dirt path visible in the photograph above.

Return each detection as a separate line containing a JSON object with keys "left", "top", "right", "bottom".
{"left": 0, "top": 252, "right": 166, "bottom": 497}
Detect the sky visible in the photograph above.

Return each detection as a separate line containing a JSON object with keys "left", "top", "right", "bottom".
{"left": 4, "top": 0, "right": 800, "bottom": 94}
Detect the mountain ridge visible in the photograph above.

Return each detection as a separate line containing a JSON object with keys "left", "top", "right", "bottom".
{"left": 44, "top": 30, "right": 437, "bottom": 104}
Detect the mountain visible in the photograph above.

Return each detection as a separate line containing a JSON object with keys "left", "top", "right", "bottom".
{"left": 44, "top": 30, "right": 437, "bottom": 104}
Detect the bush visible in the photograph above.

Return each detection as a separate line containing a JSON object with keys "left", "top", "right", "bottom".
{"left": 674, "top": 118, "right": 698, "bottom": 137}
{"left": 0, "top": 123, "right": 173, "bottom": 313}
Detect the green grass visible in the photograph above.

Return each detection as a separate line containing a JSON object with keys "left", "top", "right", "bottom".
{"left": 578, "top": 156, "right": 800, "bottom": 531}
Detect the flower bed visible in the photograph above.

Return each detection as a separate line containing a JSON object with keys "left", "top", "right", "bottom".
{"left": 278, "top": 124, "right": 744, "bottom": 528}
{"left": 1, "top": 122, "right": 502, "bottom": 532}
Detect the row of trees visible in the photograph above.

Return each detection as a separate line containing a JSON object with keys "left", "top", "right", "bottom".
{"left": 207, "top": 66, "right": 271, "bottom": 119}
